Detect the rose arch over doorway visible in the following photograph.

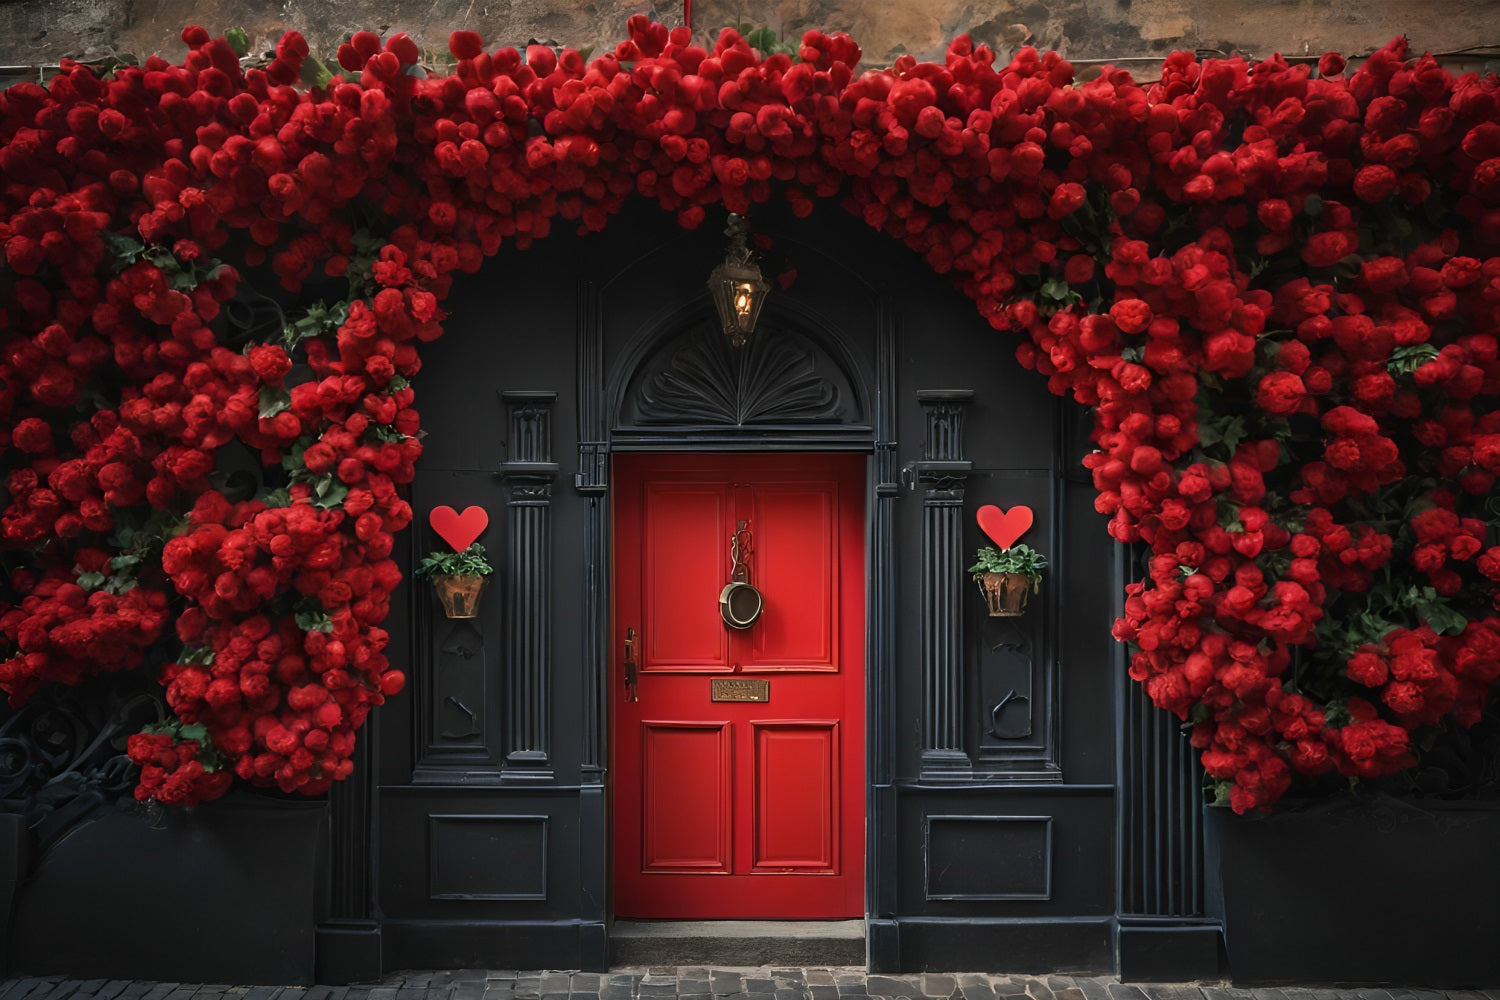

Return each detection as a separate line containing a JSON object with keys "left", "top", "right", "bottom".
{"left": 0, "top": 16, "right": 1497, "bottom": 824}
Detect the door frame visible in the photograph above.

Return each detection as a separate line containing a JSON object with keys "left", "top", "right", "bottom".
{"left": 597, "top": 437, "right": 894, "bottom": 929}
{"left": 578, "top": 289, "right": 901, "bottom": 944}
{"left": 606, "top": 450, "right": 871, "bottom": 920}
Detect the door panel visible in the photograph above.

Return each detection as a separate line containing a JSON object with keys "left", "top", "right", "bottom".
{"left": 753, "top": 721, "right": 838, "bottom": 871}
{"left": 641, "top": 722, "right": 732, "bottom": 872}
{"left": 748, "top": 486, "right": 837, "bottom": 668}
{"left": 613, "top": 453, "right": 865, "bottom": 919}
{"left": 643, "top": 484, "right": 731, "bottom": 670}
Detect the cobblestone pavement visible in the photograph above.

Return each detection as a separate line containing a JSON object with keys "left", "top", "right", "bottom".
{"left": 4, "top": 970, "right": 1500, "bottom": 1000}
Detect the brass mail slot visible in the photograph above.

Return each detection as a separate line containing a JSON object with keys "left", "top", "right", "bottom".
{"left": 711, "top": 678, "right": 769, "bottom": 702}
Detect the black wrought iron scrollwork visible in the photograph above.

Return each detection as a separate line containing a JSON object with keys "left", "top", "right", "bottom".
{"left": 0, "top": 678, "right": 167, "bottom": 858}
{"left": 219, "top": 280, "right": 288, "bottom": 350}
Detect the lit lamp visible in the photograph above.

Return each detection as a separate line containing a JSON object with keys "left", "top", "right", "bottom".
{"left": 707, "top": 213, "right": 769, "bottom": 347}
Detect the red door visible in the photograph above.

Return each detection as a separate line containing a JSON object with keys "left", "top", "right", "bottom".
{"left": 612, "top": 453, "right": 866, "bottom": 919}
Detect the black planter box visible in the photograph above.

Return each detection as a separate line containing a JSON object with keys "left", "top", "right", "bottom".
{"left": 1205, "top": 797, "right": 1500, "bottom": 987}
{"left": 6, "top": 793, "right": 328, "bottom": 984}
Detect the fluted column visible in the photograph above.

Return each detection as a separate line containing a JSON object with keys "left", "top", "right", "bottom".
{"left": 915, "top": 389, "right": 973, "bottom": 779}
{"left": 500, "top": 390, "right": 558, "bottom": 781}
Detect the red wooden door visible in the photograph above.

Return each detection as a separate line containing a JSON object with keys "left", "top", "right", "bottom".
{"left": 612, "top": 453, "right": 866, "bottom": 919}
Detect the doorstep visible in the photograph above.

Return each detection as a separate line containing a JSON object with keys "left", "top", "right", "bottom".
{"left": 609, "top": 920, "right": 866, "bottom": 967}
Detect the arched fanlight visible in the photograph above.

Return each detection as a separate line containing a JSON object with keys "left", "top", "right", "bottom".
{"left": 707, "top": 213, "right": 769, "bottom": 348}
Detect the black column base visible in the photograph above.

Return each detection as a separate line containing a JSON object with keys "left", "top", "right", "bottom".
{"left": 866, "top": 918, "right": 900, "bottom": 972}
{"left": 917, "top": 749, "right": 972, "bottom": 782}
{"left": 1116, "top": 922, "right": 1223, "bottom": 982}
{"left": 316, "top": 920, "right": 383, "bottom": 985}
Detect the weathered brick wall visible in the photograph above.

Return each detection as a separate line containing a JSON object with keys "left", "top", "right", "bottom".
{"left": 2, "top": 0, "right": 1497, "bottom": 71}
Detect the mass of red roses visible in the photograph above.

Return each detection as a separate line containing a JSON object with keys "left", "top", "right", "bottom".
{"left": 0, "top": 17, "right": 1497, "bottom": 811}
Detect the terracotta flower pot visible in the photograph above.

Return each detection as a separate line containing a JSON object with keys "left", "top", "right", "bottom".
{"left": 432, "top": 574, "right": 487, "bottom": 618}
{"left": 976, "top": 571, "right": 1032, "bottom": 617}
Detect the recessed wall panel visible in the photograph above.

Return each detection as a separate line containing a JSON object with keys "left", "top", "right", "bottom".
{"left": 428, "top": 814, "right": 547, "bottom": 900}
{"left": 924, "top": 815, "right": 1053, "bottom": 900}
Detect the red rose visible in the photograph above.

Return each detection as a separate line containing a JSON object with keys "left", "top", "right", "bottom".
{"left": 1255, "top": 372, "right": 1308, "bottom": 416}
{"left": 249, "top": 345, "right": 293, "bottom": 385}
{"left": 1302, "top": 231, "right": 1357, "bottom": 268}
{"left": 449, "top": 30, "right": 484, "bottom": 60}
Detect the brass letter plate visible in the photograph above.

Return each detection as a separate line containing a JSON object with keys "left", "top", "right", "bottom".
{"left": 711, "top": 678, "right": 769, "bottom": 702}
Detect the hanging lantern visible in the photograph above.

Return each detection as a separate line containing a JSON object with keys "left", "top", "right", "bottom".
{"left": 707, "top": 213, "right": 769, "bottom": 347}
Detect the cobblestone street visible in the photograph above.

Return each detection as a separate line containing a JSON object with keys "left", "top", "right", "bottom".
{"left": 4, "top": 970, "right": 1498, "bottom": 1000}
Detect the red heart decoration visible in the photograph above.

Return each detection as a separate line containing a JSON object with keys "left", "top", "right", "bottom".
{"left": 429, "top": 505, "right": 489, "bottom": 552}
{"left": 976, "top": 504, "right": 1034, "bottom": 550}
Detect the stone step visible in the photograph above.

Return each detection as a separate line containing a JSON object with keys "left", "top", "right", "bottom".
{"left": 610, "top": 920, "right": 866, "bottom": 968}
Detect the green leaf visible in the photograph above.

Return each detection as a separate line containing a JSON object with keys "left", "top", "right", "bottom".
{"left": 295, "top": 607, "right": 335, "bottom": 633}
{"left": 1416, "top": 599, "right": 1469, "bottom": 637}
{"left": 1210, "top": 780, "right": 1232, "bottom": 807}
{"left": 1324, "top": 699, "right": 1353, "bottom": 728}
{"left": 225, "top": 27, "right": 251, "bottom": 58}
{"left": 300, "top": 54, "right": 333, "bottom": 90}
{"left": 258, "top": 385, "right": 291, "bottom": 419}
{"left": 745, "top": 27, "right": 780, "bottom": 52}
{"left": 178, "top": 722, "right": 210, "bottom": 743}
{"left": 312, "top": 476, "right": 349, "bottom": 509}
{"left": 76, "top": 570, "right": 106, "bottom": 592}
{"left": 281, "top": 439, "right": 309, "bottom": 477}
{"left": 1303, "top": 193, "right": 1324, "bottom": 218}
{"left": 1388, "top": 343, "right": 1440, "bottom": 377}
{"left": 103, "top": 232, "right": 144, "bottom": 268}
{"left": 258, "top": 487, "right": 291, "bottom": 508}
{"left": 181, "top": 646, "right": 217, "bottom": 665}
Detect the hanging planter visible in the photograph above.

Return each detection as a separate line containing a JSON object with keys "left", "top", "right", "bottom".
{"left": 975, "top": 570, "right": 1035, "bottom": 617}
{"left": 970, "top": 504, "right": 1046, "bottom": 618}
{"left": 416, "top": 543, "right": 494, "bottom": 620}
{"left": 430, "top": 573, "right": 488, "bottom": 619}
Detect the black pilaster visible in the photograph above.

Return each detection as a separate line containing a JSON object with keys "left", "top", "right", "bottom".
{"left": 914, "top": 390, "right": 973, "bottom": 780}
{"left": 574, "top": 279, "right": 608, "bottom": 779}
{"left": 868, "top": 300, "right": 900, "bottom": 957}
{"left": 316, "top": 712, "right": 382, "bottom": 983}
{"left": 574, "top": 280, "right": 610, "bottom": 970}
{"left": 500, "top": 391, "right": 559, "bottom": 781}
{"left": 1115, "top": 541, "right": 1221, "bottom": 980}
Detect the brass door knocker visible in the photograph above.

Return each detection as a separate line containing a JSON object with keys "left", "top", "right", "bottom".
{"left": 719, "top": 519, "right": 764, "bottom": 629}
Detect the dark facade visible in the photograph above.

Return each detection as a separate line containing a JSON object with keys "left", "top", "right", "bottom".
{"left": 309, "top": 200, "right": 1213, "bottom": 980}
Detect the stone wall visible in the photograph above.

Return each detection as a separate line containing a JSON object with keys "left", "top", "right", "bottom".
{"left": 2, "top": 0, "right": 1498, "bottom": 72}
